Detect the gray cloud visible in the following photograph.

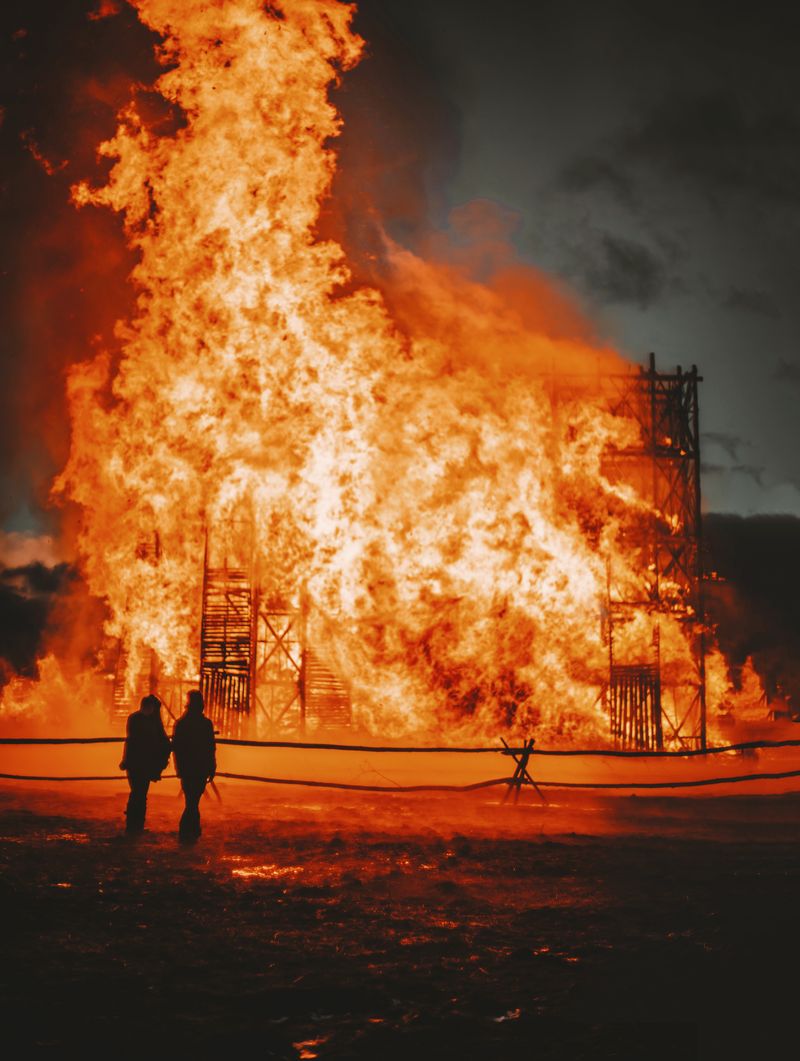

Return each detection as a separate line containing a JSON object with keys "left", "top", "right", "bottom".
{"left": 703, "top": 463, "right": 766, "bottom": 487}
{"left": 734, "top": 465, "right": 767, "bottom": 487}
{"left": 557, "top": 157, "right": 638, "bottom": 209}
{"left": 703, "top": 432, "right": 748, "bottom": 462}
{"left": 618, "top": 94, "right": 800, "bottom": 208}
{"left": 774, "top": 359, "right": 800, "bottom": 385}
{"left": 568, "top": 232, "right": 669, "bottom": 309}
{"left": 722, "top": 287, "right": 781, "bottom": 318}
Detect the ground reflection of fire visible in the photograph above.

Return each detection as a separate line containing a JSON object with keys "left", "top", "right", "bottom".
{"left": 224, "top": 853, "right": 305, "bottom": 880}
{"left": 229, "top": 863, "right": 303, "bottom": 881}
{"left": 0, "top": 0, "right": 767, "bottom": 749}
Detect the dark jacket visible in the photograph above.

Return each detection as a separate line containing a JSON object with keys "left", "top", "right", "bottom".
{"left": 121, "top": 711, "right": 172, "bottom": 779}
{"left": 172, "top": 712, "right": 216, "bottom": 779}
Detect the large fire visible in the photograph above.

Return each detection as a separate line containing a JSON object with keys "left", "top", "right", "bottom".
{"left": 0, "top": 0, "right": 759, "bottom": 742}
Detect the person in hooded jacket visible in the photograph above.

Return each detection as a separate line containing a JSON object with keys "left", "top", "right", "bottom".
{"left": 171, "top": 689, "right": 216, "bottom": 842}
{"left": 119, "top": 694, "right": 172, "bottom": 834}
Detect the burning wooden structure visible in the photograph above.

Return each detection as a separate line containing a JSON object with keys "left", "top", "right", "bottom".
{"left": 59, "top": 1, "right": 723, "bottom": 752}
{"left": 198, "top": 542, "right": 351, "bottom": 738}
{"left": 602, "top": 353, "right": 705, "bottom": 751}
{"left": 191, "top": 354, "right": 705, "bottom": 746}
{"left": 109, "top": 354, "right": 704, "bottom": 748}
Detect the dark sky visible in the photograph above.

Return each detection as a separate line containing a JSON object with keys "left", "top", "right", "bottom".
{"left": 357, "top": 0, "right": 800, "bottom": 517}
{"left": 2, "top": 0, "right": 800, "bottom": 536}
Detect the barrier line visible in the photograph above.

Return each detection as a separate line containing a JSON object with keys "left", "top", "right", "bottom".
{"left": 217, "top": 773, "right": 511, "bottom": 792}
{"left": 0, "top": 737, "right": 124, "bottom": 745}
{"left": 208, "top": 737, "right": 800, "bottom": 757}
{"left": 532, "top": 768, "right": 800, "bottom": 790}
{"left": 222, "top": 768, "right": 800, "bottom": 790}
{"left": 3, "top": 735, "right": 800, "bottom": 757}
{"left": 523, "top": 739, "right": 800, "bottom": 759}
{"left": 0, "top": 773, "right": 159, "bottom": 781}
{"left": 2, "top": 768, "right": 800, "bottom": 790}
{"left": 0, "top": 771, "right": 509, "bottom": 792}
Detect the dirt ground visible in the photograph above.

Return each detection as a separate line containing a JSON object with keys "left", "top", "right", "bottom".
{"left": 1, "top": 780, "right": 799, "bottom": 1059}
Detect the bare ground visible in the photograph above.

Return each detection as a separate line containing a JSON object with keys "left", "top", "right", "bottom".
{"left": 1, "top": 782, "right": 799, "bottom": 1059}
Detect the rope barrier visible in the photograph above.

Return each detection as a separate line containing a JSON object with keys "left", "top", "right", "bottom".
{"left": 0, "top": 737, "right": 123, "bottom": 745}
{"left": 0, "top": 771, "right": 509, "bottom": 791}
{"left": 2, "top": 768, "right": 800, "bottom": 791}
{"left": 524, "top": 738, "right": 800, "bottom": 759}
{"left": 216, "top": 773, "right": 511, "bottom": 793}
{"left": 4, "top": 732, "right": 800, "bottom": 792}
{"left": 520, "top": 738, "right": 800, "bottom": 759}
{"left": 3, "top": 735, "right": 800, "bottom": 757}
{"left": 220, "top": 739, "right": 506, "bottom": 753}
{"left": 0, "top": 773, "right": 147, "bottom": 782}
{"left": 223, "top": 768, "right": 800, "bottom": 791}
{"left": 533, "top": 768, "right": 800, "bottom": 790}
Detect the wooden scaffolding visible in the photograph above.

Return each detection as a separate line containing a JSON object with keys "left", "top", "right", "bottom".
{"left": 603, "top": 353, "right": 706, "bottom": 750}
{"left": 199, "top": 551, "right": 254, "bottom": 739}
{"left": 198, "top": 536, "right": 351, "bottom": 737}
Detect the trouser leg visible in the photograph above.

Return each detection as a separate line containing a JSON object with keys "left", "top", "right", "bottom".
{"left": 126, "top": 772, "right": 150, "bottom": 832}
{"left": 179, "top": 777, "right": 207, "bottom": 839}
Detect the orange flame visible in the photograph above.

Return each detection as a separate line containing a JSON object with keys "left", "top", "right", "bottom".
{"left": 0, "top": 0, "right": 758, "bottom": 741}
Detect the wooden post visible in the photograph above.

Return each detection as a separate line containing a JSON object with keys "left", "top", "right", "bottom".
{"left": 501, "top": 737, "right": 548, "bottom": 805}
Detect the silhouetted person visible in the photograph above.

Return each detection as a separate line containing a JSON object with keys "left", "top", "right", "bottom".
{"left": 172, "top": 689, "right": 216, "bottom": 842}
{"left": 119, "top": 694, "right": 172, "bottom": 834}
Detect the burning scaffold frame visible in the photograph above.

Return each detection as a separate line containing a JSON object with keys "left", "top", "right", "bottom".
{"left": 198, "top": 533, "right": 351, "bottom": 739}
{"left": 111, "top": 354, "right": 705, "bottom": 749}
{"left": 191, "top": 353, "right": 705, "bottom": 747}
{"left": 601, "top": 353, "right": 705, "bottom": 752}
{"left": 109, "top": 532, "right": 352, "bottom": 737}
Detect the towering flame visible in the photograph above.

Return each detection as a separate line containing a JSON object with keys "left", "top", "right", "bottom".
{"left": 5, "top": 0, "right": 731, "bottom": 740}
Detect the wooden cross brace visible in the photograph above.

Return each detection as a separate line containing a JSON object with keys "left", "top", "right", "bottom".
{"left": 501, "top": 737, "right": 548, "bottom": 805}
{"left": 260, "top": 614, "right": 302, "bottom": 672}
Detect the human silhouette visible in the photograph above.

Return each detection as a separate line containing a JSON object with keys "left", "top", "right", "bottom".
{"left": 119, "top": 694, "right": 172, "bottom": 834}
{"left": 171, "top": 689, "right": 216, "bottom": 842}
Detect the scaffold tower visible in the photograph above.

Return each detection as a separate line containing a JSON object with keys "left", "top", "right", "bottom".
{"left": 603, "top": 353, "right": 706, "bottom": 750}
{"left": 198, "top": 532, "right": 352, "bottom": 737}
{"left": 199, "top": 544, "right": 254, "bottom": 739}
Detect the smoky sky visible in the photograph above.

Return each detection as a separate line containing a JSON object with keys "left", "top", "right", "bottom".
{"left": 2, "top": 0, "right": 800, "bottom": 537}
{"left": 704, "top": 514, "right": 800, "bottom": 705}
{"left": 0, "top": 0, "right": 161, "bottom": 531}
{"left": 351, "top": 0, "right": 800, "bottom": 517}
{"left": 0, "top": 560, "right": 75, "bottom": 683}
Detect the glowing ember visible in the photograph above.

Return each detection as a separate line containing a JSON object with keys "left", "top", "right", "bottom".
{"left": 293, "top": 1037, "right": 329, "bottom": 1060}
{"left": 0, "top": 0, "right": 763, "bottom": 741}
{"left": 230, "top": 863, "right": 303, "bottom": 881}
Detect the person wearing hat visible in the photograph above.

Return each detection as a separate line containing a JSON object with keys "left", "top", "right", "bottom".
{"left": 119, "top": 694, "right": 172, "bottom": 834}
